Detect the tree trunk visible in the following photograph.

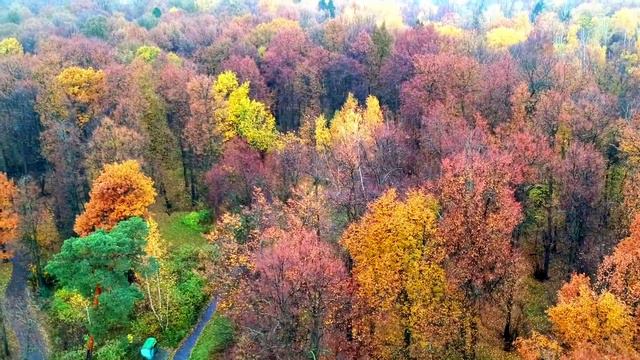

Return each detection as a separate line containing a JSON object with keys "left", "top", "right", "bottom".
{"left": 86, "top": 335, "right": 94, "bottom": 360}
{"left": 502, "top": 290, "right": 516, "bottom": 351}
{"left": 542, "top": 242, "right": 551, "bottom": 280}
{"left": 541, "top": 178, "right": 554, "bottom": 281}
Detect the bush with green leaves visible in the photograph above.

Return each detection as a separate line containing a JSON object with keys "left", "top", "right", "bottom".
{"left": 181, "top": 210, "right": 211, "bottom": 232}
{"left": 137, "top": 15, "right": 159, "bottom": 30}
{"left": 94, "top": 339, "right": 128, "bottom": 360}
{"left": 52, "top": 348, "right": 85, "bottom": 360}
{"left": 81, "top": 15, "right": 109, "bottom": 39}
{"left": 136, "top": 45, "right": 162, "bottom": 63}
{"left": 130, "top": 244, "right": 209, "bottom": 347}
{"left": 162, "top": 246, "right": 208, "bottom": 344}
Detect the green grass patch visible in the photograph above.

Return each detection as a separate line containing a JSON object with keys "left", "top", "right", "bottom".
{"left": 154, "top": 211, "right": 208, "bottom": 248}
{"left": 181, "top": 210, "right": 212, "bottom": 233}
{"left": 522, "top": 276, "right": 553, "bottom": 333}
{"left": 188, "top": 315, "right": 233, "bottom": 360}
{"left": 0, "top": 263, "right": 12, "bottom": 296}
{"left": 0, "top": 263, "right": 18, "bottom": 356}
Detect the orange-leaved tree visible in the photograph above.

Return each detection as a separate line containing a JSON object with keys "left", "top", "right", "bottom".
{"left": 0, "top": 172, "right": 18, "bottom": 261}
{"left": 598, "top": 213, "right": 640, "bottom": 316}
{"left": 341, "top": 188, "right": 463, "bottom": 359}
{"left": 74, "top": 160, "right": 156, "bottom": 236}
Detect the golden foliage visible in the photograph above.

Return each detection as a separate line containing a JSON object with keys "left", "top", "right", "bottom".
{"left": 314, "top": 115, "right": 331, "bottom": 152}
{"left": 612, "top": 8, "right": 640, "bottom": 37}
{"left": 330, "top": 94, "right": 382, "bottom": 145}
{"left": 341, "top": 189, "right": 462, "bottom": 357}
{"left": 318, "top": 93, "right": 384, "bottom": 167}
{"left": 145, "top": 218, "right": 166, "bottom": 260}
{"left": 0, "top": 37, "right": 23, "bottom": 56}
{"left": 598, "top": 214, "right": 640, "bottom": 314}
{"left": 549, "top": 277, "right": 635, "bottom": 349}
{"left": 55, "top": 66, "right": 106, "bottom": 125}
{"left": 74, "top": 160, "right": 156, "bottom": 236}
{"left": 487, "top": 26, "right": 528, "bottom": 49}
{"left": 433, "top": 23, "right": 464, "bottom": 39}
{"left": 518, "top": 274, "right": 638, "bottom": 358}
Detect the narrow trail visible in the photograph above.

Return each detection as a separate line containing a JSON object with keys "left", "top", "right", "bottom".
{"left": 172, "top": 298, "right": 218, "bottom": 360}
{"left": 3, "top": 249, "right": 48, "bottom": 360}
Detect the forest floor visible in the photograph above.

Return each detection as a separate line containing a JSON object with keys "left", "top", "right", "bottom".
{"left": 3, "top": 248, "right": 49, "bottom": 360}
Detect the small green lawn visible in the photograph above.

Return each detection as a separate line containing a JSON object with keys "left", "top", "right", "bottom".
{"left": 188, "top": 315, "right": 233, "bottom": 360}
{"left": 0, "top": 263, "right": 12, "bottom": 296}
{"left": 154, "top": 211, "right": 208, "bottom": 248}
{"left": 0, "top": 262, "right": 18, "bottom": 356}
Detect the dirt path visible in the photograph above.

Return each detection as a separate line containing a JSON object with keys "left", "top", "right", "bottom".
{"left": 3, "top": 249, "right": 48, "bottom": 360}
{"left": 172, "top": 298, "right": 218, "bottom": 360}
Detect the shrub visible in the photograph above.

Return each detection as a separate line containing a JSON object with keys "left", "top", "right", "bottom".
{"left": 181, "top": 210, "right": 211, "bottom": 232}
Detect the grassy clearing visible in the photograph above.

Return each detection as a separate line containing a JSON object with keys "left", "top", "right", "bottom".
{"left": 153, "top": 211, "right": 208, "bottom": 248}
{"left": 0, "top": 263, "right": 11, "bottom": 296}
{"left": 0, "top": 263, "right": 18, "bottom": 356}
{"left": 188, "top": 315, "right": 233, "bottom": 360}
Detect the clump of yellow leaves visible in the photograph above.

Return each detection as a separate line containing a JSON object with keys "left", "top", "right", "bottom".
{"left": 433, "top": 23, "right": 464, "bottom": 39}
{"left": 549, "top": 274, "right": 636, "bottom": 350}
{"left": 517, "top": 274, "right": 638, "bottom": 359}
{"left": 487, "top": 26, "right": 528, "bottom": 49}
{"left": 314, "top": 93, "right": 383, "bottom": 155}
{"left": 0, "top": 37, "right": 23, "bottom": 56}
{"left": 212, "top": 71, "right": 279, "bottom": 153}
{"left": 56, "top": 66, "right": 105, "bottom": 126}
{"left": 486, "top": 13, "right": 531, "bottom": 50}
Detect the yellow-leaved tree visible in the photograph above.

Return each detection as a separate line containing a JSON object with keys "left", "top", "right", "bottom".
{"left": 55, "top": 66, "right": 106, "bottom": 126}
{"left": 486, "top": 26, "right": 528, "bottom": 49}
{"left": 324, "top": 93, "right": 383, "bottom": 147}
{"left": 212, "top": 71, "right": 279, "bottom": 153}
{"left": 517, "top": 274, "right": 638, "bottom": 359}
{"left": 0, "top": 37, "right": 23, "bottom": 56}
{"left": 314, "top": 94, "right": 384, "bottom": 219}
{"left": 74, "top": 160, "right": 156, "bottom": 236}
{"left": 612, "top": 8, "right": 640, "bottom": 41}
{"left": 341, "top": 188, "right": 463, "bottom": 358}
{"left": 141, "top": 217, "right": 175, "bottom": 332}
{"left": 249, "top": 18, "right": 300, "bottom": 49}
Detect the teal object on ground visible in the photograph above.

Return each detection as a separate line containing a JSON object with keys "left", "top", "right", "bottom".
{"left": 140, "top": 337, "right": 157, "bottom": 359}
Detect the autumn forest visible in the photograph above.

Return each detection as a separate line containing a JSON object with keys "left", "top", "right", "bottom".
{"left": 2, "top": 0, "right": 640, "bottom": 359}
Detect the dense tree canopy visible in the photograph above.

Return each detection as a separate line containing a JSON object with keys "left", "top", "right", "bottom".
{"left": 3, "top": 0, "right": 640, "bottom": 358}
